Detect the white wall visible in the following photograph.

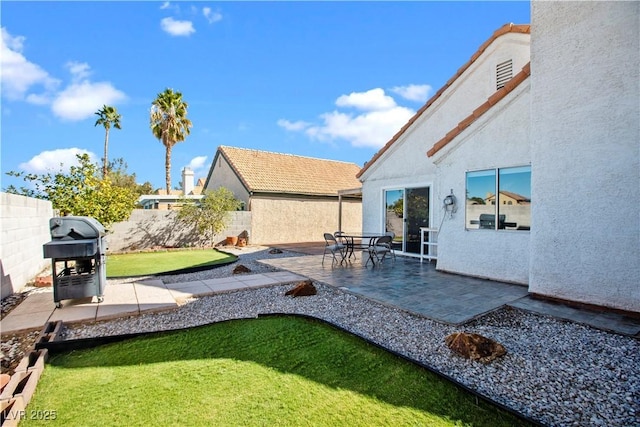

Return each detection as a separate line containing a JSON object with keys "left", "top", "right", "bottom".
{"left": 432, "top": 82, "right": 531, "bottom": 284}
{"left": 361, "top": 30, "right": 530, "bottom": 237}
{"left": 529, "top": 2, "right": 640, "bottom": 311}
{"left": 0, "top": 193, "right": 53, "bottom": 298}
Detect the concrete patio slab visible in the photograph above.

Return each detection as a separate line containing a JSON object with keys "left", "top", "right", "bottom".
{"left": 49, "top": 298, "right": 97, "bottom": 324}
{"left": 165, "top": 280, "right": 206, "bottom": 290}
{"left": 206, "top": 280, "right": 249, "bottom": 293}
{"left": 169, "top": 283, "right": 214, "bottom": 301}
{"left": 1, "top": 302, "right": 52, "bottom": 333}
{"left": 133, "top": 280, "right": 178, "bottom": 313}
{"left": 236, "top": 274, "right": 279, "bottom": 287}
{"left": 201, "top": 277, "right": 240, "bottom": 286}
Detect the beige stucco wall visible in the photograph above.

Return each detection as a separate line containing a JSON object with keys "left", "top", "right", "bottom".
{"left": 1, "top": 193, "right": 53, "bottom": 298}
{"left": 529, "top": 2, "right": 640, "bottom": 312}
{"left": 249, "top": 196, "right": 362, "bottom": 244}
{"left": 205, "top": 155, "right": 251, "bottom": 208}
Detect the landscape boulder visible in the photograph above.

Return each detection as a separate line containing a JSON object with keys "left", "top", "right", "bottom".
{"left": 444, "top": 332, "right": 506, "bottom": 363}
{"left": 232, "top": 264, "right": 251, "bottom": 274}
{"left": 285, "top": 280, "right": 317, "bottom": 297}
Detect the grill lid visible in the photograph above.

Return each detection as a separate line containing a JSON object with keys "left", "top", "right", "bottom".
{"left": 49, "top": 216, "right": 106, "bottom": 240}
{"left": 43, "top": 239, "right": 98, "bottom": 259}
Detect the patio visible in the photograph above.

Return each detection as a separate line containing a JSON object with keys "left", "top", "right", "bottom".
{"left": 264, "top": 244, "right": 640, "bottom": 336}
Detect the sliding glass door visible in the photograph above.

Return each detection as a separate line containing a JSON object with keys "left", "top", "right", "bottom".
{"left": 384, "top": 187, "right": 430, "bottom": 255}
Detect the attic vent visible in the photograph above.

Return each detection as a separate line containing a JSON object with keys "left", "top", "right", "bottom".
{"left": 496, "top": 59, "right": 513, "bottom": 90}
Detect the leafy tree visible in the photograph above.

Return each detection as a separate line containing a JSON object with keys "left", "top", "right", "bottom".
{"left": 106, "top": 158, "right": 154, "bottom": 198}
{"left": 5, "top": 154, "right": 137, "bottom": 227}
{"left": 177, "top": 188, "right": 242, "bottom": 247}
{"left": 94, "top": 105, "right": 122, "bottom": 178}
{"left": 468, "top": 196, "right": 486, "bottom": 205}
{"left": 150, "top": 88, "right": 192, "bottom": 194}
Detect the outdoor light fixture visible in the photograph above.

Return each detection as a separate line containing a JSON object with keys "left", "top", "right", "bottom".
{"left": 443, "top": 189, "right": 457, "bottom": 216}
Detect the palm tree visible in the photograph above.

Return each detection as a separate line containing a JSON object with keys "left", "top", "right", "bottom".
{"left": 150, "top": 88, "right": 192, "bottom": 194}
{"left": 94, "top": 105, "right": 122, "bottom": 178}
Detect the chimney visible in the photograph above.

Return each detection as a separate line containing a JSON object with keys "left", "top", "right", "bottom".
{"left": 182, "top": 167, "right": 194, "bottom": 195}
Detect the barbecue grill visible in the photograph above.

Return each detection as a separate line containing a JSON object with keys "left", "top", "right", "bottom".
{"left": 43, "top": 216, "right": 107, "bottom": 308}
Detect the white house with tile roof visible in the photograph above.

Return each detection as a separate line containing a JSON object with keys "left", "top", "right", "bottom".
{"left": 203, "top": 146, "right": 362, "bottom": 244}
{"left": 358, "top": 2, "right": 639, "bottom": 313}
{"left": 138, "top": 167, "right": 206, "bottom": 210}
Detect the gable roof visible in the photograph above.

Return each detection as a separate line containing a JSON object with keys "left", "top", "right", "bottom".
{"left": 427, "top": 62, "right": 531, "bottom": 157}
{"left": 214, "top": 146, "right": 362, "bottom": 196}
{"left": 356, "top": 23, "right": 530, "bottom": 179}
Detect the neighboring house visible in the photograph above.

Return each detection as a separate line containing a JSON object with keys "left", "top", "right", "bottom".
{"left": 203, "top": 146, "right": 362, "bottom": 244}
{"left": 357, "top": 2, "right": 639, "bottom": 313}
{"left": 138, "top": 167, "right": 205, "bottom": 210}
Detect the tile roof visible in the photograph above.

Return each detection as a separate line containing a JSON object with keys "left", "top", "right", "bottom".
{"left": 356, "top": 23, "right": 530, "bottom": 179}
{"left": 217, "top": 146, "right": 362, "bottom": 196}
{"left": 427, "top": 62, "right": 531, "bottom": 157}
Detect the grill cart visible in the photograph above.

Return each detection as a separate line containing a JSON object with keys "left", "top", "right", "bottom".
{"left": 42, "top": 216, "right": 107, "bottom": 308}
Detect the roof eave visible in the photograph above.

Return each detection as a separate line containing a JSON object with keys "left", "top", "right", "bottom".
{"left": 356, "top": 23, "right": 531, "bottom": 179}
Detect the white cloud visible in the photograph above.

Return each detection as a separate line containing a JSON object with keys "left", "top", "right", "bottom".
{"left": 161, "top": 17, "right": 195, "bottom": 36}
{"left": 280, "top": 88, "right": 415, "bottom": 149}
{"left": 0, "top": 27, "right": 60, "bottom": 101}
{"left": 335, "top": 88, "right": 396, "bottom": 111}
{"left": 1, "top": 28, "right": 126, "bottom": 121}
{"left": 277, "top": 119, "right": 310, "bottom": 132}
{"left": 306, "top": 107, "right": 414, "bottom": 149}
{"left": 203, "top": 7, "right": 223, "bottom": 24}
{"left": 50, "top": 62, "right": 126, "bottom": 121}
{"left": 187, "top": 156, "right": 208, "bottom": 171}
{"left": 67, "top": 61, "right": 92, "bottom": 81}
{"left": 390, "top": 84, "right": 432, "bottom": 102}
{"left": 19, "top": 148, "right": 97, "bottom": 174}
{"left": 160, "top": 2, "right": 171, "bottom": 10}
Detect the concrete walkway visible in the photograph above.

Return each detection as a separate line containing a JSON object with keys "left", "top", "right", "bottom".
{"left": 1, "top": 271, "right": 306, "bottom": 334}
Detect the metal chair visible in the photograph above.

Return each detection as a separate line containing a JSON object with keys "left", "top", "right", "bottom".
{"left": 384, "top": 231, "right": 397, "bottom": 261}
{"left": 366, "top": 235, "right": 392, "bottom": 266}
{"left": 322, "top": 233, "right": 346, "bottom": 265}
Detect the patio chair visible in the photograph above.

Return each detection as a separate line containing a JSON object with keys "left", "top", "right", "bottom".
{"left": 384, "top": 231, "right": 397, "bottom": 260}
{"left": 366, "top": 235, "right": 392, "bottom": 266}
{"left": 322, "top": 233, "right": 346, "bottom": 265}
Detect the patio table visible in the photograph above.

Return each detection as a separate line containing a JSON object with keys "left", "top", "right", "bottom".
{"left": 335, "top": 231, "right": 386, "bottom": 261}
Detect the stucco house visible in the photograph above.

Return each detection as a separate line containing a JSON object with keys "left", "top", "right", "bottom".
{"left": 138, "top": 167, "right": 205, "bottom": 210}
{"left": 357, "top": 2, "right": 639, "bottom": 313}
{"left": 203, "top": 146, "right": 362, "bottom": 244}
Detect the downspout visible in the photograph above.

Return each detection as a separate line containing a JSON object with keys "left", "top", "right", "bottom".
{"left": 338, "top": 193, "right": 343, "bottom": 232}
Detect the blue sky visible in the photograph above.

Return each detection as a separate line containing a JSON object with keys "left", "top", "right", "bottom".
{"left": 1, "top": 1, "right": 530, "bottom": 191}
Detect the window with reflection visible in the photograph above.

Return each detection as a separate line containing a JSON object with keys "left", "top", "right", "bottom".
{"left": 466, "top": 166, "right": 531, "bottom": 230}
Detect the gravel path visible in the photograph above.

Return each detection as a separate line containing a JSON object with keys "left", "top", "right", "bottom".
{"left": 50, "top": 249, "right": 640, "bottom": 426}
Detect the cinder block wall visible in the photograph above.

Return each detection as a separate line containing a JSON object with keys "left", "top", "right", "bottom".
{"left": 1, "top": 193, "right": 53, "bottom": 298}
{"left": 106, "top": 210, "right": 252, "bottom": 253}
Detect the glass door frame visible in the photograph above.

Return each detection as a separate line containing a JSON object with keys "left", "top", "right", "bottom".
{"left": 382, "top": 183, "right": 433, "bottom": 257}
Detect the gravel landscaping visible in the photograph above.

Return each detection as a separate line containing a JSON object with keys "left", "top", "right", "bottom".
{"left": 4, "top": 248, "right": 639, "bottom": 426}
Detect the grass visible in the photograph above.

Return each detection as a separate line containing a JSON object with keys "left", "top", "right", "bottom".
{"left": 23, "top": 316, "right": 532, "bottom": 427}
{"left": 106, "top": 248, "right": 237, "bottom": 277}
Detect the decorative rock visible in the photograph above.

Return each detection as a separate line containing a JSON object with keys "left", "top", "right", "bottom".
{"left": 269, "top": 248, "right": 283, "bottom": 254}
{"left": 232, "top": 264, "right": 251, "bottom": 274}
{"left": 285, "top": 280, "right": 317, "bottom": 297}
{"left": 34, "top": 276, "right": 52, "bottom": 287}
{"left": 444, "top": 332, "right": 506, "bottom": 363}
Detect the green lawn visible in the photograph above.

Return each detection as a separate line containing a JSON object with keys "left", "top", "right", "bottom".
{"left": 24, "top": 316, "right": 532, "bottom": 427}
{"left": 106, "top": 249, "right": 236, "bottom": 277}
